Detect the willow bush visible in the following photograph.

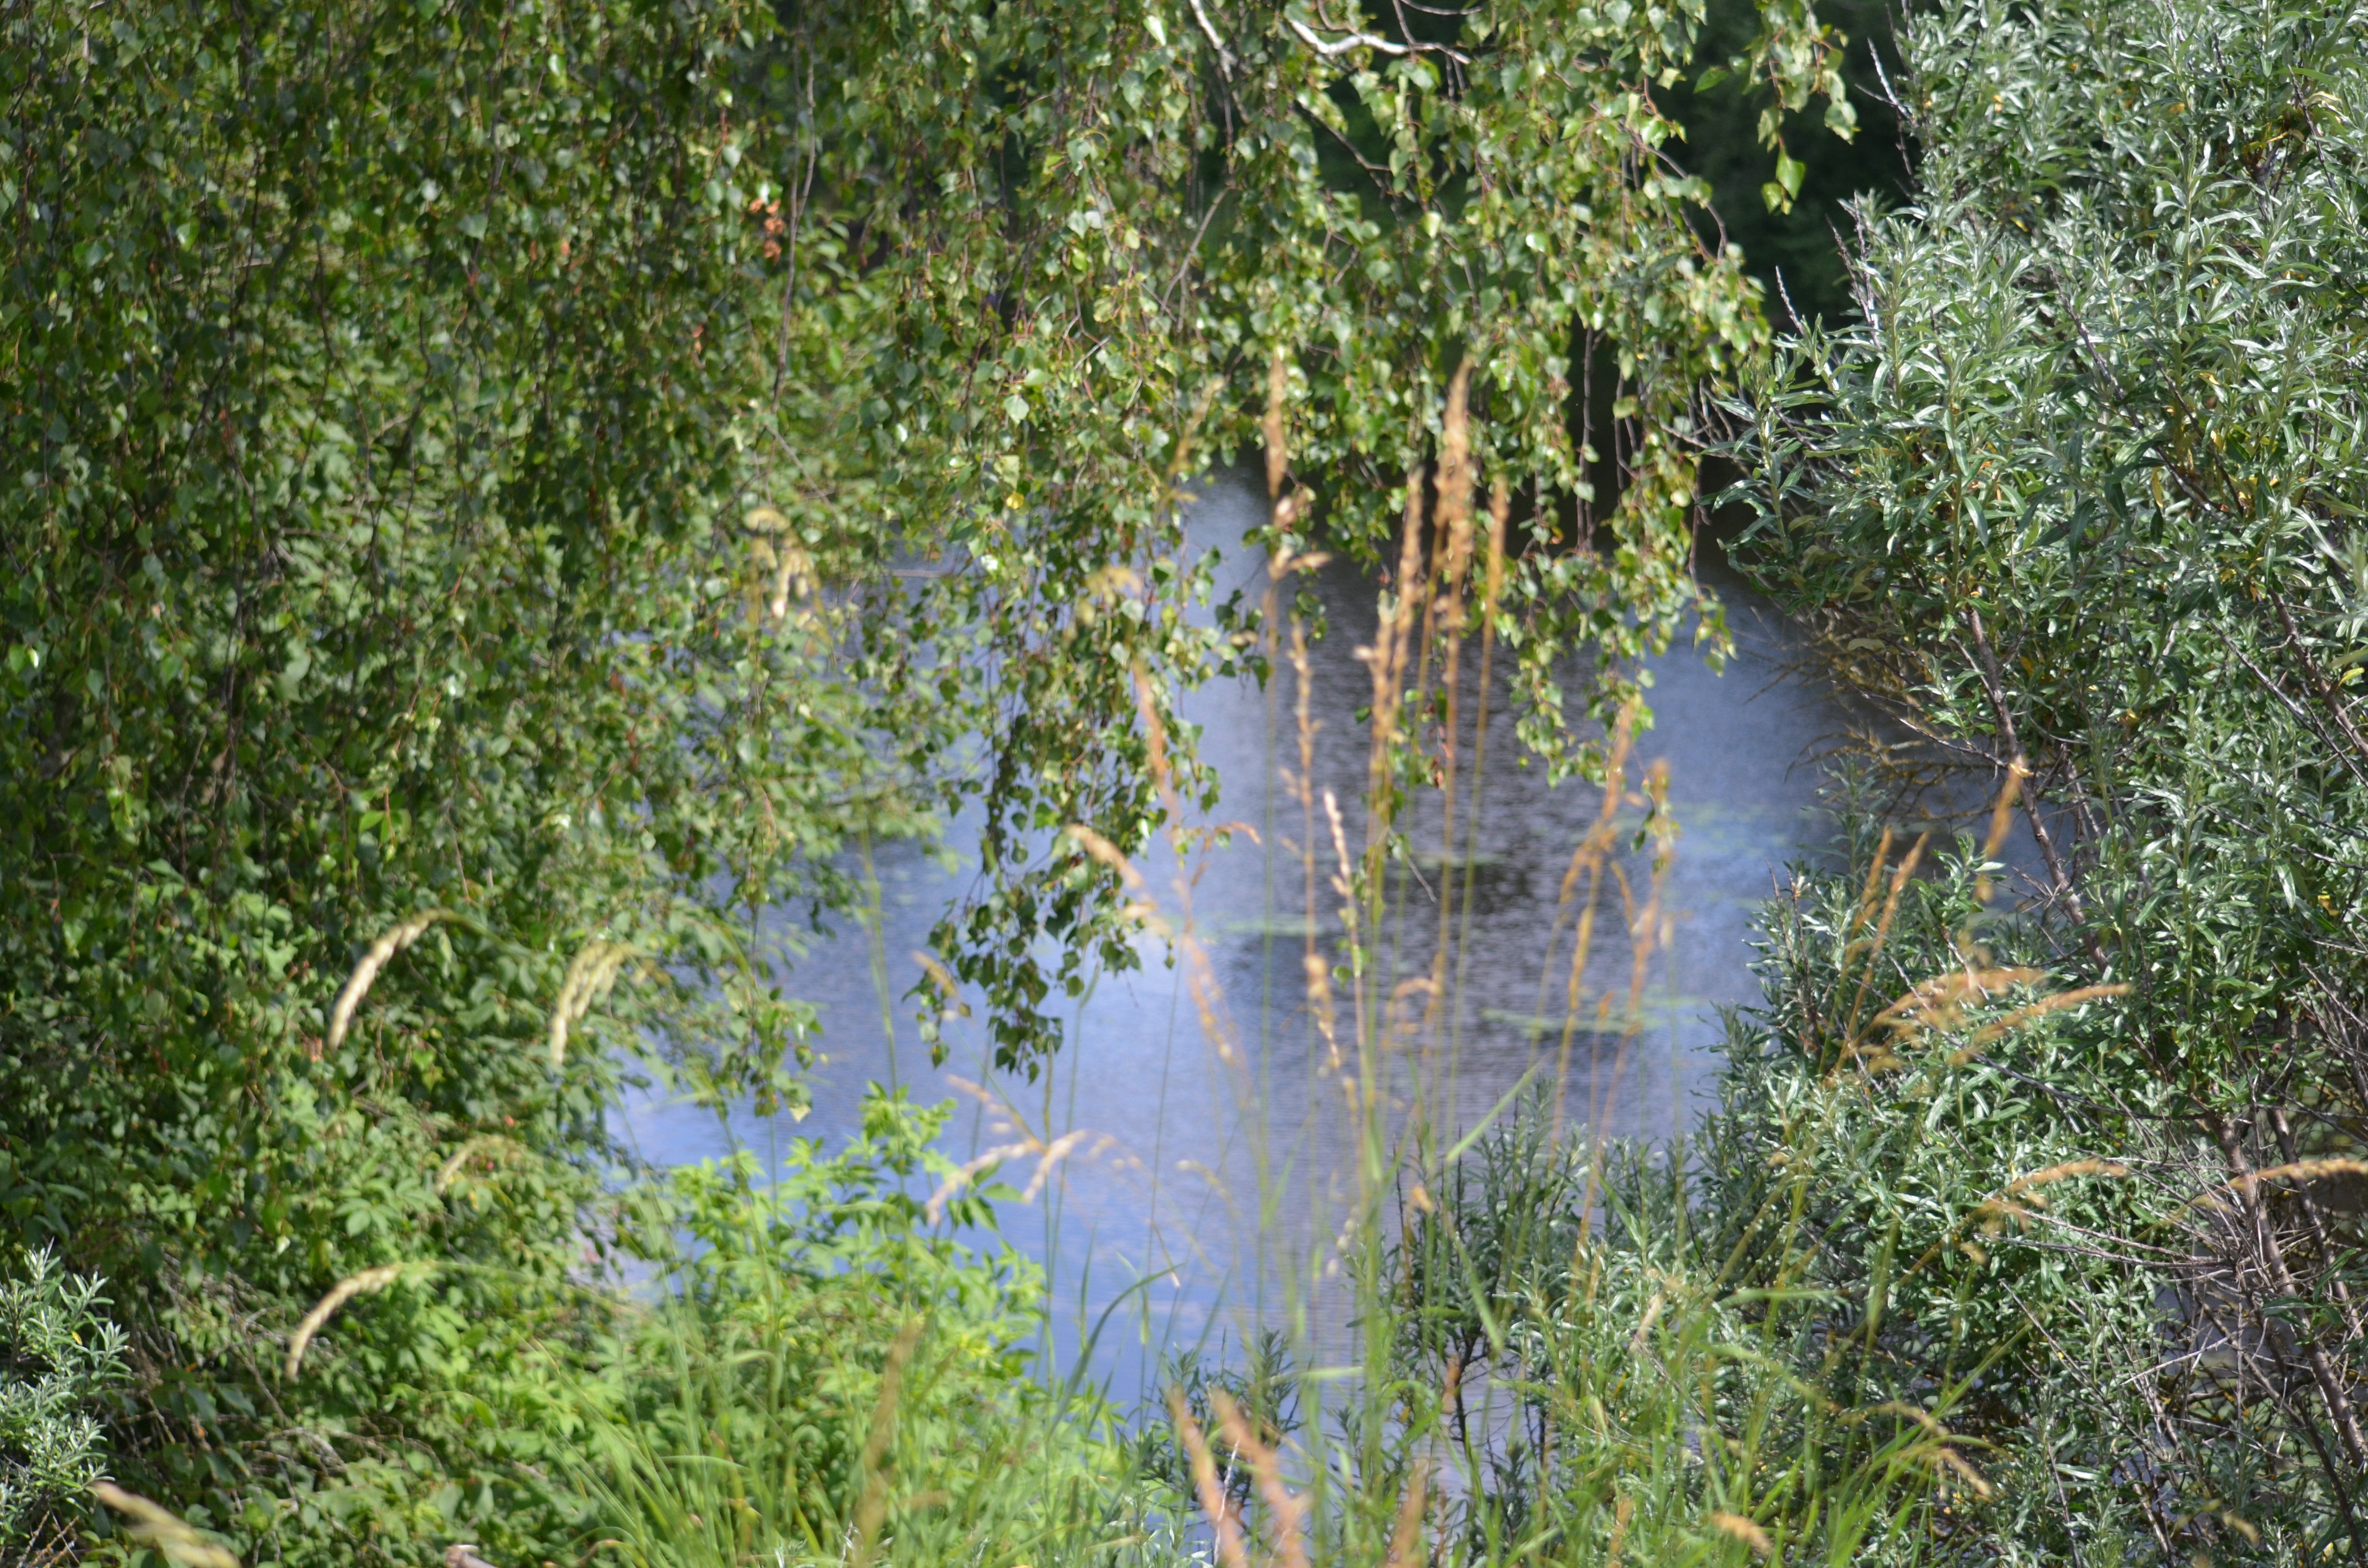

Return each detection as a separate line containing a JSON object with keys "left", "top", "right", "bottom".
{"left": 1728, "top": 0, "right": 2368, "bottom": 1558}
{"left": 0, "top": 1249, "right": 127, "bottom": 1558}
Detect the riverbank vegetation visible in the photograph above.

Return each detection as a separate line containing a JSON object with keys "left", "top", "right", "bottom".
{"left": 1727, "top": 0, "right": 2368, "bottom": 1555}
{"left": 5, "top": 0, "right": 2364, "bottom": 1562}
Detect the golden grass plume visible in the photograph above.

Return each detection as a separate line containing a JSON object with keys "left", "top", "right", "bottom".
{"left": 1710, "top": 1510, "right": 1773, "bottom": 1557}
{"left": 284, "top": 1261, "right": 435, "bottom": 1381}
{"left": 93, "top": 1482, "right": 242, "bottom": 1568}
{"left": 548, "top": 938, "right": 636, "bottom": 1066}
{"left": 1166, "top": 1385, "right": 1248, "bottom": 1568}
{"left": 1383, "top": 1465, "right": 1429, "bottom": 1568}
{"left": 324, "top": 908, "right": 454, "bottom": 1057}
{"left": 433, "top": 1134, "right": 533, "bottom": 1196}
{"left": 1212, "top": 1388, "right": 1308, "bottom": 1568}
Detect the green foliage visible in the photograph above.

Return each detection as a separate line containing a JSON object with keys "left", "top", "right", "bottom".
{"left": 1700, "top": 815, "right": 2171, "bottom": 1564}
{"left": 1727, "top": 0, "right": 2368, "bottom": 1555}
{"left": 566, "top": 1088, "right": 1152, "bottom": 1568}
{"left": 1, "top": 1247, "right": 128, "bottom": 1551}
{"left": 3, "top": 0, "right": 929, "bottom": 1557}
{"left": 1668, "top": 0, "right": 1913, "bottom": 327}
{"left": 745, "top": 0, "right": 1862, "bottom": 1063}
{"left": 1124, "top": 1093, "right": 1983, "bottom": 1567}
{"left": 2, "top": 0, "right": 1870, "bottom": 1557}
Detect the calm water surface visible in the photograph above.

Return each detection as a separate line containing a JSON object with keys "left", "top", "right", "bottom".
{"left": 624, "top": 478, "right": 1873, "bottom": 1391}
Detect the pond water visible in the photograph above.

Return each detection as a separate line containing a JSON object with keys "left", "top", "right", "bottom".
{"left": 622, "top": 477, "right": 1879, "bottom": 1395}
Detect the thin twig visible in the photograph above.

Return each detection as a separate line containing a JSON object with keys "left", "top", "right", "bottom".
{"left": 1188, "top": 0, "right": 1236, "bottom": 75}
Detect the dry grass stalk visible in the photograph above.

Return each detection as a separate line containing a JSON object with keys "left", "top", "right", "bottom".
{"left": 92, "top": 1482, "right": 243, "bottom": 1568}
{"left": 1847, "top": 825, "right": 1896, "bottom": 949}
{"left": 1618, "top": 762, "right": 1675, "bottom": 1013}
{"left": 1382, "top": 1464, "right": 1428, "bottom": 1568}
{"left": 1212, "top": 1389, "right": 1308, "bottom": 1568}
{"left": 1935, "top": 1446, "right": 1996, "bottom": 1499}
{"left": 324, "top": 908, "right": 453, "bottom": 1058}
{"left": 1421, "top": 366, "right": 1480, "bottom": 1048}
{"left": 1430, "top": 360, "right": 1477, "bottom": 638}
{"left": 1841, "top": 832, "right": 1930, "bottom": 1047}
{"left": 744, "top": 505, "right": 814, "bottom": 620}
{"left": 1130, "top": 662, "right": 1245, "bottom": 1064}
{"left": 923, "top": 1140, "right": 1042, "bottom": 1223}
{"left": 1948, "top": 982, "right": 2132, "bottom": 1061}
{"left": 1321, "top": 787, "right": 1368, "bottom": 1078}
{"left": 1357, "top": 465, "right": 1432, "bottom": 869}
{"left": 1017, "top": 1129, "right": 1103, "bottom": 1202}
{"left": 848, "top": 1317, "right": 924, "bottom": 1568}
{"left": 1167, "top": 1385, "right": 1249, "bottom": 1568}
{"left": 1482, "top": 479, "right": 1509, "bottom": 619}
{"left": 1973, "top": 1158, "right": 2129, "bottom": 1240}
{"left": 548, "top": 938, "right": 636, "bottom": 1066}
{"left": 2002, "top": 1157, "right": 2132, "bottom": 1198}
{"left": 284, "top": 1261, "right": 432, "bottom": 1380}
{"left": 1543, "top": 700, "right": 1649, "bottom": 1144}
{"left": 1628, "top": 1291, "right": 1667, "bottom": 1354}
{"left": 1066, "top": 823, "right": 1147, "bottom": 891}
{"left": 907, "top": 948, "right": 981, "bottom": 1060}
{"left": 922, "top": 1077, "right": 1120, "bottom": 1222}
{"left": 1974, "top": 756, "right": 2027, "bottom": 904}
{"left": 1549, "top": 702, "right": 1637, "bottom": 1017}
{"left": 1901, "top": 1160, "right": 2130, "bottom": 1281}
{"left": 1710, "top": 1509, "right": 1774, "bottom": 1557}
{"left": 1266, "top": 347, "right": 1291, "bottom": 501}
{"left": 1304, "top": 949, "right": 1340, "bottom": 1072}
{"left": 2194, "top": 1155, "right": 2368, "bottom": 1210}
{"left": 1603, "top": 1494, "right": 1633, "bottom": 1567}
{"left": 1284, "top": 623, "right": 1346, "bottom": 1073}
{"left": 1844, "top": 766, "right": 2127, "bottom": 1066}
{"left": 1874, "top": 967, "right": 2046, "bottom": 1035}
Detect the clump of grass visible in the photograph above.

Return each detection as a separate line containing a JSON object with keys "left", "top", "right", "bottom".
{"left": 551, "top": 1089, "right": 1166, "bottom": 1568}
{"left": 1116, "top": 366, "right": 2149, "bottom": 1568}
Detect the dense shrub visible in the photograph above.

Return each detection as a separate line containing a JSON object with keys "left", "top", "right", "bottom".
{"left": 1729, "top": 0, "right": 2368, "bottom": 1556}
{"left": 561, "top": 1089, "right": 1156, "bottom": 1568}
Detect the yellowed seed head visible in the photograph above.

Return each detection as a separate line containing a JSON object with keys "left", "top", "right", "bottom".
{"left": 93, "top": 1482, "right": 244, "bottom": 1568}
{"left": 284, "top": 1261, "right": 432, "bottom": 1381}
{"left": 325, "top": 909, "right": 454, "bottom": 1058}
{"left": 1711, "top": 1510, "right": 1773, "bottom": 1557}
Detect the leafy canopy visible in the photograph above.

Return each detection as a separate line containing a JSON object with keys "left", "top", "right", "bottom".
{"left": 2, "top": 0, "right": 1853, "bottom": 1559}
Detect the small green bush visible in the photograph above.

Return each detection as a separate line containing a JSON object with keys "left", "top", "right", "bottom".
{"left": 1, "top": 1247, "right": 128, "bottom": 1554}
{"left": 561, "top": 1087, "right": 1153, "bottom": 1568}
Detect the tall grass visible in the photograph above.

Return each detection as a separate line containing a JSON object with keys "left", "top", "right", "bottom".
{"left": 1099, "top": 376, "right": 2015, "bottom": 1568}
{"left": 537, "top": 1093, "right": 1173, "bottom": 1568}
{"left": 528, "top": 379, "right": 2141, "bottom": 1568}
